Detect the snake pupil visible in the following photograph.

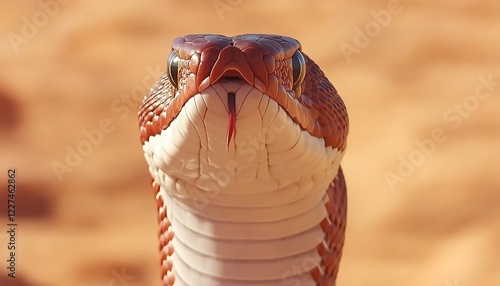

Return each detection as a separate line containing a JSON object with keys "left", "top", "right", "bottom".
{"left": 167, "top": 50, "right": 180, "bottom": 88}
{"left": 291, "top": 50, "right": 306, "bottom": 90}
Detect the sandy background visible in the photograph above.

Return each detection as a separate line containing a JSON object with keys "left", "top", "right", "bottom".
{"left": 0, "top": 0, "right": 499, "bottom": 285}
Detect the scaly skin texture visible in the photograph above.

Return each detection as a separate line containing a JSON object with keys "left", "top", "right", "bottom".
{"left": 139, "top": 34, "right": 348, "bottom": 285}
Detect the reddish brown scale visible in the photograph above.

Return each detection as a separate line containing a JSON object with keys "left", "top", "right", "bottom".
{"left": 267, "top": 75, "right": 279, "bottom": 97}
{"left": 310, "top": 266, "right": 322, "bottom": 282}
{"left": 189, "top": 52, "right": 200, "bottom": 73}
{"left": 244, "top": 47, "right": 268, "bottom": 87}
{"left": 263, "top": 53, "right": 275, "bottom": 73}
{"left": 149, "top": 179, "right": 175, "bottom": 285}
{"left": 316, "top": 167, "right": 347, "bottom": 282}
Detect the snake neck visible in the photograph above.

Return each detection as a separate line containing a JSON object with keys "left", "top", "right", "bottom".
{"left": 143, "top": 84, "right": 344, "bottom": 285}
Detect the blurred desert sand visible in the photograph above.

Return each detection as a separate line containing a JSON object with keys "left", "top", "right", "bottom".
{"left": 0, "top": 0, "right": 499, "bottom": 285}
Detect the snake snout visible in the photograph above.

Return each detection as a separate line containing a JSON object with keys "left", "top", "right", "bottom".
{"left": 209, "top": 46, "right": 256, "bottom": 88}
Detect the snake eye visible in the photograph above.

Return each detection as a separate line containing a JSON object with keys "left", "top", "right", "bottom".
{"left": 167, "top": 50, "right": 180, "bottom": 88}
{"left": 291, "top": 50, "right": 306, "bottom": 89}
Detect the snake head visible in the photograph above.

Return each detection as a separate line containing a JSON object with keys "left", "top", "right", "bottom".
{"left": 139, "top": 34, "right": 348, "bottom": 151}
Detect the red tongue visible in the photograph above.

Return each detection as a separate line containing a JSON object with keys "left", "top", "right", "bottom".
{"left": 226, "top": 92, "right": 236, "bottom": 151}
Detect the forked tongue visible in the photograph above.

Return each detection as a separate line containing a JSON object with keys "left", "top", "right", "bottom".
{"left": 226, "top": 92, "right": 236, "bottom": 151}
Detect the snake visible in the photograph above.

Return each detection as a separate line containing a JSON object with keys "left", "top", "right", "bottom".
{"left": 138, "top": 34, "right": 349, "bottom": 286}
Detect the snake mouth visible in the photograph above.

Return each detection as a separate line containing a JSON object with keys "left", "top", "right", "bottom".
{"left": 226, "top": 92, "right": 236, "bottom": 151}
